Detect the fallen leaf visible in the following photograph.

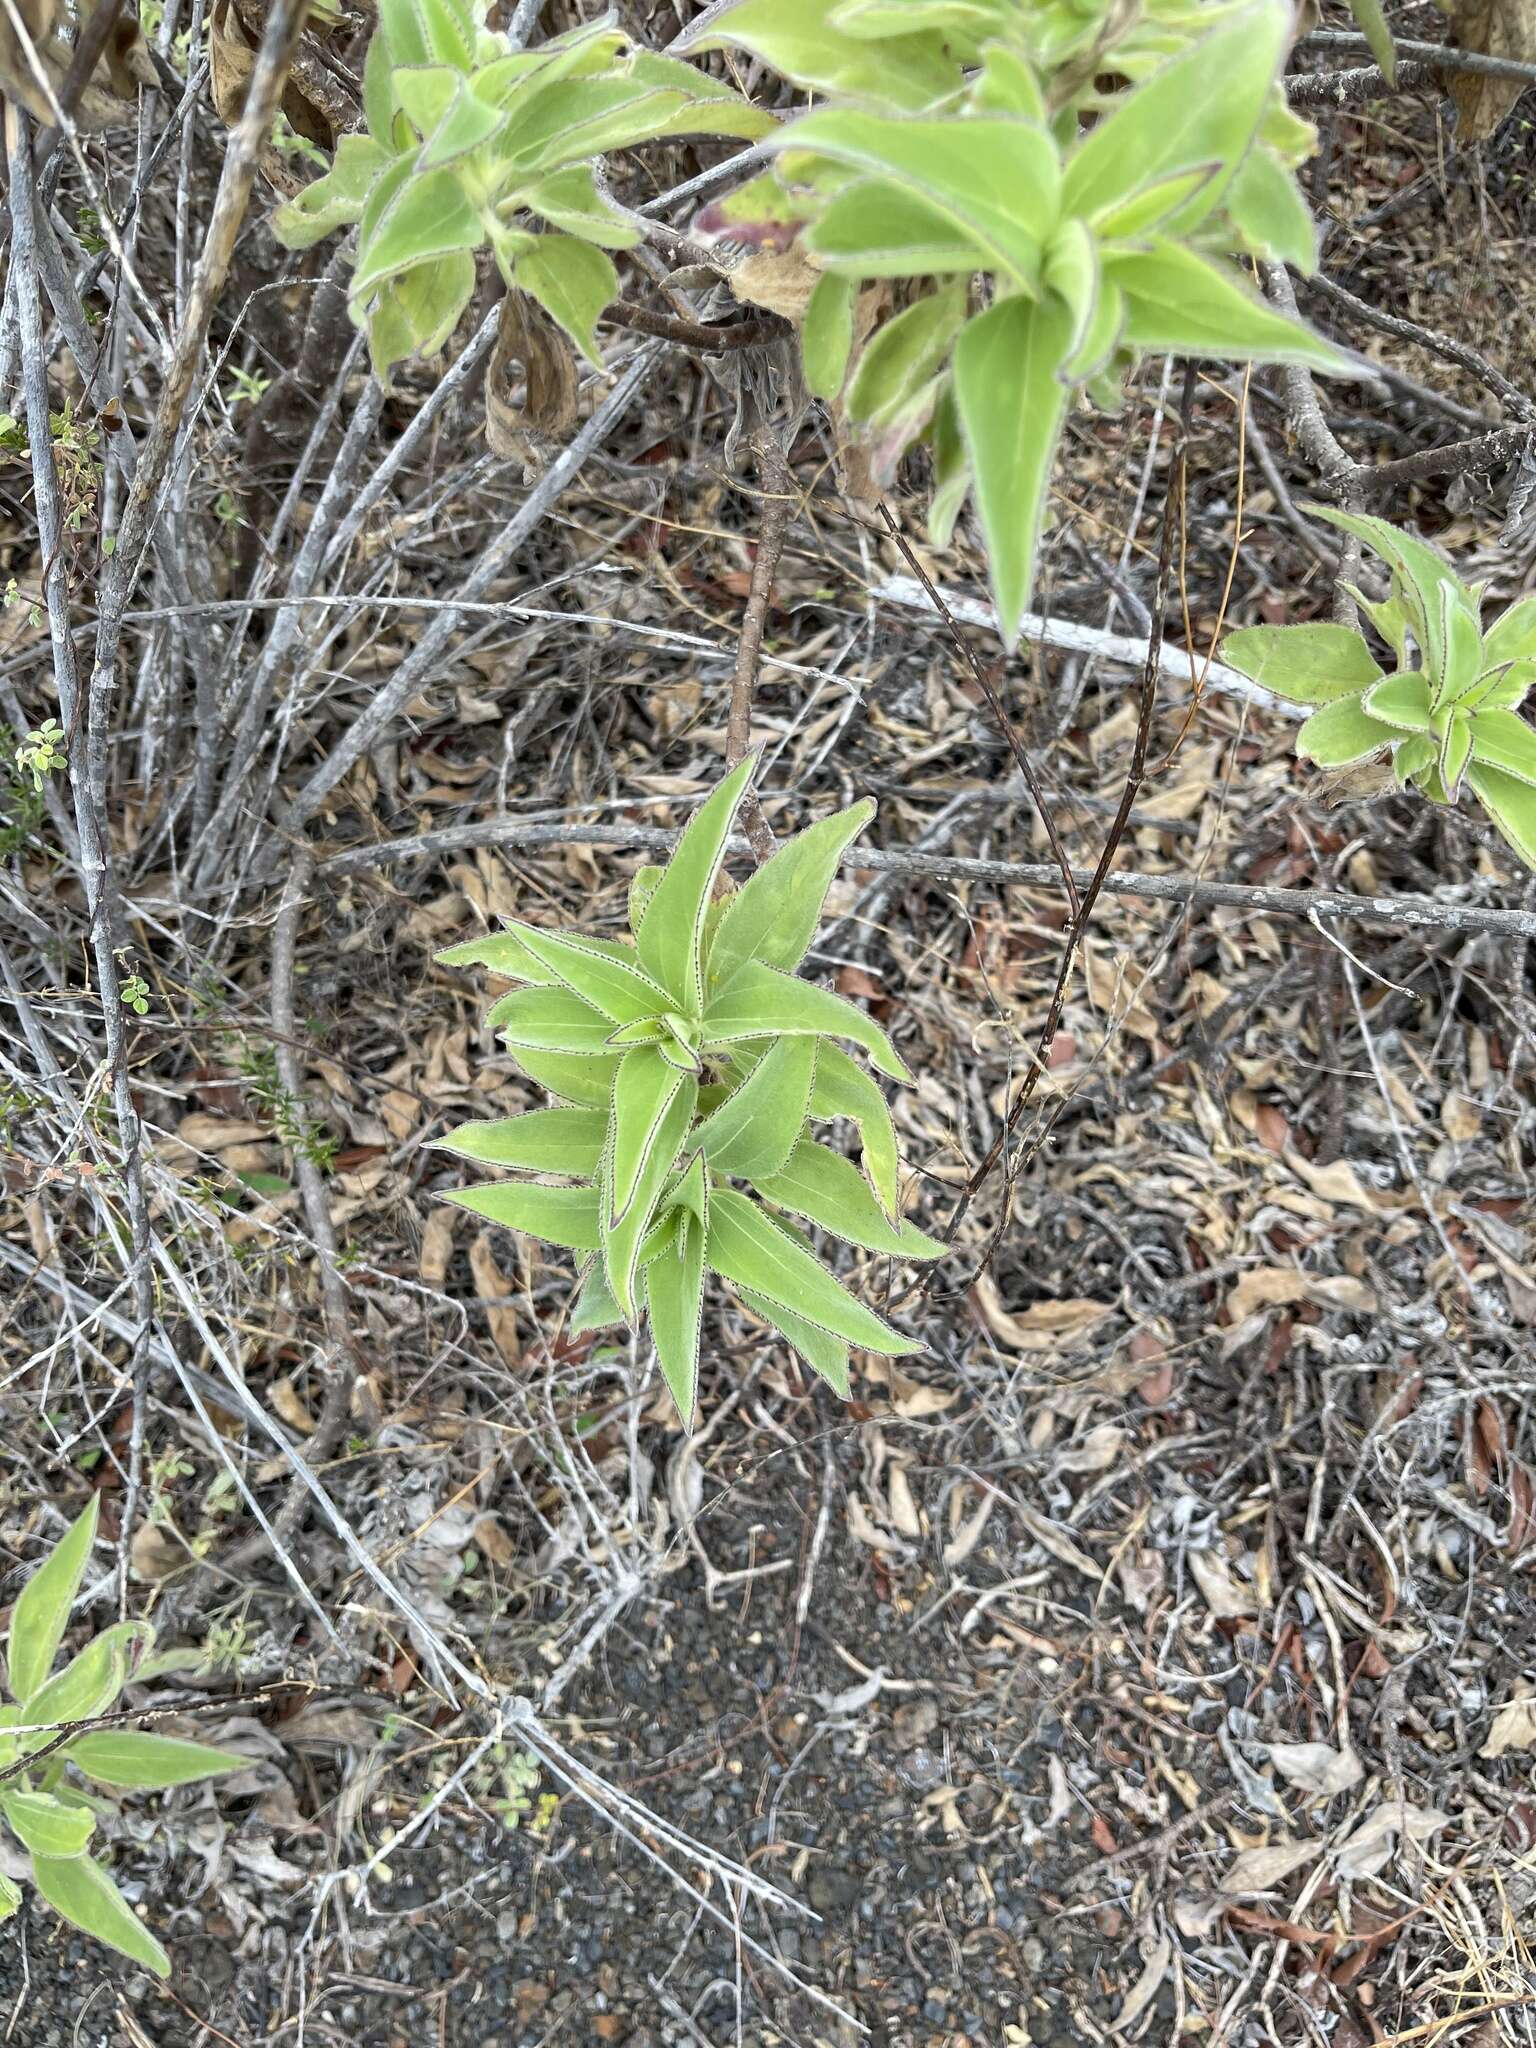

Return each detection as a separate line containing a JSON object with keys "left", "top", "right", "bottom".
{"left": 1266, "top": 1741, "right": 1364, "bottom": 1797}
{"left": 1334, "top": 1801, "right": 1450, "bottom": 1881}
{"left": 1054, "top": 1424, "right": 1128, "bottom": 1475}
{"left": 486, "top": 289, "right": 579, "bottom": 464}
{"left": 859, "top": 1358, "right": 958, "bottom": 1417}
{"left": 728, "top": 245, "right": 823, "bottom": 321}
{"left": 269, "top": 1374, "right": 317, "bottom": 1436}
{"left": 1480, "top": 1689, "right": 1536, "bottom": 1758}
{"left": 1110, "top": 1932, "right": 1172, "bottom": 2033}
{"left": 470, "top": 1231, "right": 521, "bottom": 1368}
{"left": 1015, "top": 1504, "right": 1101, "bottom": 1579}
{"left": 1440, "top": 0, "right": 1536, "bottom": 138}
{"left": 973, "top": 1274, "right": 1112, "bottom": 1350}
{"left": 178, "top": 1113, "right": 270, "bottom": 1150}
{"left": 420, "top": 1205, "right": 457, "bottom": 1287}
{"left": 1219, "top": 1840, "right": 1323, "bottom": 1894}
{"left": 1189, "top": 1547, "right": 1260, "bottom": 1618}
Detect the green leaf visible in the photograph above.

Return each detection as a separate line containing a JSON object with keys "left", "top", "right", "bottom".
{"left": 1221, "top": 622, "right": 1382, "bottom": 705}
{"left": 1346, "top": 0, "right": 1397, "bottom": 82}
{"left": 504, "top": 924, "right": 669, "bottom": 1025}
{"left": 927, "top": 379, "right": 970, "bottom": 545}
{"left": 21, "top": 1622, "right": 152, "bottom": 1741}
{"left": 702, "top": 960, "right": 910, "bottom": 1082}
{"left": 629, "top": 865, "right": 664, "bottom": 937}
{"left": 847, "top": 287, "right": 967, "bottom": 428}
{"left": 352, "top": 169, "right": 482, "bottom": 296}
{"left": 377, "top": 0, "right": 434, "bottom": 68}
{"left": 607, "top": 1048, "right": 685, "bottom": 1226}
{"left": 690, "top": 1034, "right": 819, "bottom": 1179}
{"left": 602, "top": 1078, "right": 698, "bottom": 1322}
{"left": 1440, "top": 711, "right": 1473, "bottom": 796}
{"left": 0, "top": 1874, "right": 19, "bottom": 1924}
{"left": 1467, "top": 762, "right": 1536, "bottom": 868}
{"left": 443, "top": 1183, "right": 601, "bottom": 1250}
{"left": 681, "top": 0, "right": 957, "bottom": 108}
{"left": 1224, "top": 146, "right": 1318, "bottom": 270}
{"left": 435, "top": 1109, "right": 607, "bottom": 1176}
{"left": 646, "top": 1215, "right": 707, "bottom": 1427}
{"left": 1062, "top": 3, "right": 1287, "bottom": 230}
{"left": 488, "top": 987, "right": 617, "bottom": 1055}
{"left": 709, "top": 797, "right": 875, "bottom": 989}
{"left": 806, "top": 177, "right": 989, "bottom": 277}
{"left": 510, "top": 1047, "right": 622, "bottom": 1108}
{"left": 1093, "top": 168, "right": 1215, "bottom": 242}
{"left": 2, "top": 1788, "right": 94, "bottom": 1858}
{"left": 31, "top": 1854, "right": 169, "bottom": 1978}
{"left": 972, "top": 41, "right": 1047, "bottom": 119}
{"left": 7, "top": 1496, "right": 98, "bottom": 1703}
{"left": 570, "top": 1259, "right": 623, "bottom": 1334}
{"left": 1436, "top": 580, "right": 1486, "bottom": 705}
{"left": 809, "top": 1042, "right": 902, "bottom": 1219}
{"left": 1295, "top": 696, "right": 1400, "bottom": 767}
{"left": 1042, "top": 216, "right": 1099, "bottom": 362}
{"left": 374, "top": 251, "right": 477, "bottom": 367}
{"left": 803, "top": 272, "right": 857, "bottom": 400}
{"left": 754, "top": 1140, "right": 943, "bottom": 1260}
{"left": 1481, "top": 593, "right": 1536, "bottom": 669}
{"left": 952, "top": 294, "right": 1074, "bottom": 648}
{"left": 436, "top": 929, "right": 557, "bottom": 981}
{"left": 1394, "top": 733, "right": 1437, "bottom": 788}
{"left": 1470, "top": 708, "right": 1536, "bottom": 786}
{"left": 61, "top": 1731, "right": 240, "bottom": 1789}
{"left": 511, "top": 236, "right": 618, "bottom": 366}
{"left": 1313, "top": 507, "right": 1471, "bottom": 689}
{"left": 635, "top": 757, "right": 756, "bottom": 1013}
{"left": 739, "top": 1286, "right": 850, "bottom": 1397}
{"left": 272, "top": 135, "right": 389, "bottom": 250}
{"left": 1362, "top": 673, "right": 1434, "bottom": 731}
{"left": 705, "top": 1189, "right": 915, "bottom": 1355}
{"left": 522, "top": 164, "right": 645, "bottom": 248}
{"left": 784, "top": 109, "right": 1059, "bottom": 288}
{"left": 1110, "top": 242, "right": 1348, "bottom": 372}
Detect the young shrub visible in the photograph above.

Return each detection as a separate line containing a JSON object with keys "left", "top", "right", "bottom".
{"left": 271, "top": 0, "right": 770, "bottom": 377}
{"left": 1223, "top": 508, "right": 1536, "bottom": 869}
{"left": 437, "top": 760, "right": 940, "bottom": 1424}
{"left": 0, "top": 1497, "right": 238, "bottom": 1976}
{"left": 682, "top": 0, "right": 1347, "bottom": 642}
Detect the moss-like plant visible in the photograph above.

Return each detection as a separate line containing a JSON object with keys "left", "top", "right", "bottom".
{"left": 437, "top": 760, "right": 941, "bottom": 1423}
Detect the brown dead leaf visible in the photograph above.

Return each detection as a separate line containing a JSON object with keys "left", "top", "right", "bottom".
{"left": 1480, "top": 1688, "right": 1536, "bottom": 1757}
{"left": 1110, "top": 1933, "right": 1172, "bottom": 2034}
{"left": 469, "top": 1231, "right": 521, "bottom": 1368}
{"left": 130, "top": 1519, "right": 185, "bottom": 1583}
{"left": 973, "top": 1273, "right": 1112, "bottom": 1350}
{"left": 0, "top": 0, "right": 155, "bottom": 131}
{"left": 859, "top": 1358, "right": 958, "bottom": 1417}
{"left": 728, "top": 246, "right": 823, "bottom": 321}
{"left": 270, "top": 1374, "right": 317, "bottom": 1436}
{"left": 1266, "top": 1741, "right": 1364, "bottom": 1797}
{"left": 419, "top": 1204, "right": 458, "bottom": 1287}
{"left": 1189, "top": 1546, "right": 1260, "bottom": 1618}
{"left": 473, "top": 1512, "right": 517, "bottom": 1569}
{"left": 1439, "top": 0, "right": 1536, "bottom": 137}
{"left": 486, "top": 289, "right": 579, "bottom": 464}
{"left": 178, "top": 1113, "right": 270, "bottom": 1150}
{"left": 1334, "top": 1801, "right": 1450, "bottom": 1880}
{"left": 1220, "top": 1839, "right": 1323, "bottom": 1893}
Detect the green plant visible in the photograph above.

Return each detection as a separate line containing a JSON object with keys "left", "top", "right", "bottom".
{"left": 685, "top": 0, "right": 1343, "bottom": 641}
{"left": 0, "top": 1497, "right": 237, "bottom": 1976}
{"left": 15, "top": 719, "right": 66, "bottom": 792}
{"left": 1222, "top": 508, "right": 1536, "bottom": 870}
{"left": 272, "top": 0, "right": 771, "bottom": 378}
{"left": 437, "top": 759, "right": 940, "bottom": 1423}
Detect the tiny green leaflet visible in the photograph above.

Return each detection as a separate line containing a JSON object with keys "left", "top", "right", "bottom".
{"left": 438, "top": 761, "right": 940, "bottom": 1421}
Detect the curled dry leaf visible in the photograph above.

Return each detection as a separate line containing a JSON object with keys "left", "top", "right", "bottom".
{"left": 1109, "top": 1932, "right": 1173, "bottom": 2034}
{"left": 0, "top": 0, "right": 155, "bottom": 131}
{"left": 973, "top": 1274, "right": 1113, "bottom": 1351}
{"left": 469, "top": 1231, "right": 522, "bottom": 1369}
{"left": 1219, "top": 1839, "right": 1323, "bottom": 1894}
{"left": 210, "top": 0, "right": 350, "bottom": 196}
{"left": 728, "top": 247, "right": 823, "bottom": 323}
{"left": 1054, "top": 1423, "right": 1128, "bottom": 1475}
{"left": 1188, "top": 1546, "right": 1260, "bottom": 1618}
{"left": 1334, "top": 1801, "right": 1451, "bottom": 1881}
{"left": 486, "top": 290, "right": 580, "bottom": 466}
{"left": 1266, "top": 1740, "right": 1364, "bottom": 1798}
{"left": 1438, "top": 0, "right": 1536, "bottom": 137}
{"left": 1480, "top": 1688, "right": 1536, "bottom": 1758}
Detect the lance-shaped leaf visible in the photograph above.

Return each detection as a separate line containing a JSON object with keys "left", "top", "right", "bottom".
{"left": 607, "top": 1048, "right": 686, "bottom": 1226}
{"left": 803, "top": 272, "right": 857, "bottom": 399}
{"left": 523, "top": 163, "right": 645, "bottom": 247}
{"left": 1063, "top": 2, "right": 1288, "bottom": 230}
{"left": 505, "top": 924, "right": 670, "bottom": 1025}
{"left": 1222, "top": 622, "right": 1382, "bottom": 705}
{"left": 570, "top": 1258, "right": 623, "bottom": 1334}
{"left": 806, "top": 178, "right": 986, "bottom": 277}
{"left": 951, "top": 292, "right": 1074, "bottom": 649}
{"left": 690, "top": 1034, "right": 818, "bottom": 1179}
{"left": 635, "top": 754, "right": 756, "bottom": 1012}
{"left": 646, "top": 1213, "right": 707, "bottom": 1426}
{"left": 1362, "top": 673, "right": 1433, "bottom": 731}
{"left": 1111, "top": 242, "right": 1349, "bottom": 371}
{"left": 679, "top": 0, "right": 957, "bottom": 108}
{"left": 1225, "top": 146, "right": 1318, "bottom": 271}
{"left": 702, "top": 960, "right": 910, "bottom": 1081}
{"left": 436, "top": 928, "right": 560, "bottom": 982}
{"left": 0, "top": 1875, "right": 19, "bottom": 1925}
{"left": 31, "top": 1854, "right": 169, "bottom": 1978}
{"left": 1295, "top": 696, "right": 1401, "bottom": 767}
{"left": 7, "top": 1495, "right": 98, "bottom": 1704}
{"left": 603, "top": 1078, "right": 698, "bottom": 1322}
{"left": 708, "top": 797, "right": 875, "bottom": 990}
{"left": 2, "top": 1788, "right": 94, "bottom": 1859}
{"left": 21, "top": 1621, "right": 152, "bottom": 1743}
{"left": 444, "top": 1183, "right": 601, "bottom": 1250}
{"left": 704, "top": 1188, "right": 916, "bottom": 1354}
{"left": 1468, "top": 762, "right": 1536, "bottom": 868}
{"left": 846, "top": 287, "right": 967, "bottom": 427}
{"left": 1470, "top": 709, "right": 1536, "bottom": 786}
{"left": 809, "top": 1042, "right": 902, "bottom": 1219}
{"left": 61, "top": 1731, "right": 240, "bottom": 1789}
{"left": 489, "top": 987, "right": 618, "bottom": 1055}
{"left": 1394, "top": 734, "right": 1437, "bottom": 787}
{"left": 739, "top": 1286, "right": 850, "bottom": 1397}
{"left": 435, "top": 1108, "right": 607, "bottom": 1176}
{"left": 753, "top": 1140, "right": 943, "bottom": 1259}
{"left": 1481, "top": 593, "right": 1536, "bottom": 669}
{"left": 1313, "top": 507, "right": 1472, "bottom": 687}
{"left": 352, "top": 170, "right": 482, "bottom": 297}
{"left": 1346, "top": 0, "right": 1397, "bottom": 83}
{"left": 629, "top": 864, "right": 664, "bottom": 936}
{"left": 273, "top": 135, "right": 390, "bottom": 249}
{"left": 1435, "top": 581, "right": 1487, "bottom": 705}
{"left": 513, "top": 235, "right": 619, "bottom": 365}
{"left": 1440, "top": 711, "right": 1474, "bottom": 796}
{"left": 510, "top": 1047, "right": 622, "bottom": 1108}
{"left": 783, "top": 109, "right": 1059, "bottom": 289}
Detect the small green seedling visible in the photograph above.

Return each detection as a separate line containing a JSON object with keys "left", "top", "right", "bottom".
{"left": 1223, "top": 507, "right": 1536, "bottom": 869}
{"left": 0, "top": 1497, "right": 238, "bottom": 1976}
{"left": 438, "top": 759, "right": 941, "bottom": 1424}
